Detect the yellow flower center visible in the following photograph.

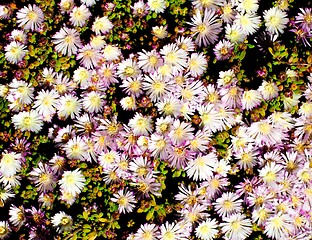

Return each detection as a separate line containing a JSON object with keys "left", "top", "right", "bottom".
{"left": 61, "top": 217, "right": 70, "bottom": 225}
{"left": 27, "top": 11, "right": 38, "bottom": 21}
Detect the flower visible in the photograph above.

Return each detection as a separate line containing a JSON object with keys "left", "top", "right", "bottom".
{"left": 263, "top": 7, "right": 289, "bottom": 35}
{"left": 188, "top": 9, "right": 222, "bottom": 47}
{"left": 147, "top": 0, "right": 166, "bottom": 13}
{"left": 152, "top": 25, "right": 168, "bottom": 39}
{"left": 117, "top": 58, "right": 141, "bottom": 80}
{"left": 51, "top": 211, "right": 73, "bottom": 233}
{"left": 185, "top": 153, "right": 217, "bottom": 181}
{"left": 148, "top": 133, "right": 171, "bottom": 159}
{"left": 156, "top": 94, "right": 182, "bottom": 117}
{"left": 213, "top": 39, "right": 234, "bottom": 60}
{"left": 120, "top": 76, "right": 144, "bottom": 97}
{"left": 195, "top": 218, "right": 219, "bottom": 240}
{"left": 120, "top": 96, "right": 137, "bottom": 110}
{"left": 128, "top": 113, "right": 152, "bottom": 136}
{"left": 52, "top": 27, "right": 83, "bottom": 56}
{"left": 264, "top": 212, "right": 294, "bottom": 239}
{"left": 8, "top": 79, "right": 34, "bottom": 105}
{"left": 9, "top": 205, "right": 25, "bottom": 229}
{"left": 158, "top": 221, "right": 188, "bottom": 240}
{"left": 236, "top": 0, "right": 259, "bottom": 13}
{"left": 9, "top": 29, "right": 27, "bottom": 44}
{"left": 90, "top": 35, "right": 106, "bottom": 49}
{"left": 102, "top": 44, "right": 121, "bottom": 61}
{"left": 234, "top": 12, "right": 261, "bottom": 35}
{"left": 241, "top": 89, "right": 262, "bottom": 110}
{"left": 4, "top": 41, "right": 28, "bottom": 64}
{"left": 33, "top": 89, "right": 59, "bottom": 121}
{"left": 12, "top": 110, "right": 43, "bottom": 133}
{"left": 111, "top": 189, "right": 136, "bottom": 214}
{"left": 138, "top": 49, "right": 163, "bottom": 73}
{"left": 259, "top": 162, "right": 283, "bottom": 186}
{"left": 81, "top": 0, "right": 98, "bottom": 7}
{"left": 132, "top": 0, "right": 149, "bottom": 16}
{"left": 295, "top": 8, "right": 312, "bottom": 32}
{"left": 258, "top": 81, "right": 279, "bottom": 100}
{"left": 220, "top": 1, "right": 236, "bottom": 23}
{"left": 59, "top": 0, "right": 74, "bottom": 13}
{"left": 213, "top": 192, "right": 243, "bottom": 218}
{"left": 57, "top": 94, "right": 82, "bottom": 120}
{"left": 187, "top": 52, "right": 207, "bottom": 77}
{"left": 16, "top": 4, "right": 44, "bottom": 31}
{"left": 82, "top": 91, "right": 104, "bottom": 113}
{"left": 160, "top": 43, "right": 188, "bottom": 72}
{"left": 192, "top": 0, "right": 223, "bottom": 10}
{"left": 169, "top": 119, "right": 194, "bottom": 145}
{"left": 225, "top": 23, "right": 247, "bottom": 43}
{"left": 29, "top": 162, "right": 56, "bottom": 192}
{"left": 134, "top": 223, "right": 159, "bottom": 240}
{"left": 220, "top": 213, "right": 252, "bottom": 240}
{"left": 59, "top": 169, "right": 86, "bottom": 195}
{"left": 63, "top": 136, "right": 90, "bottom": 161}
{"left": 0, "top": 221, "right": 10, "bottom": 239}
{"left": 77, "top": 44, "right": 102, "bottom": 69}
{"left": 69, "top": 4, "right": 91, "bottom": 27}
{"left": 92, "top": 16, "right": 113, "bottom": 35}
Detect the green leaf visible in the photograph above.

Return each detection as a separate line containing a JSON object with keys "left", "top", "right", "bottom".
{"left": 83, "top": 212, "right": 89, "bottom": 220}
{"left": 87, "top": 232, "right": 97, "bottom": 240}
{"left": 146, "top": 208, "right": 154, "bottom": 221}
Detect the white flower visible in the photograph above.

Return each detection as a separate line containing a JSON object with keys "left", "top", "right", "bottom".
{"left": 111, "top": 189, "right": 136, "bottom": 214}
{"left": 160, "top": 43, "right": 188, "bottom": 72}
{"left": 9, "top": 205, "right": 25, "bottom": 228}
{"left": 234, "top": 12, "right": 260, "bottom": 35}
{"left": 82, "top": 91, "right": 104, "bottom": 113}
{"left": 225, "top": 23, "right": 247, "bottom": 43}
{"left": 220, "top": 213, "right": 252, "bottom": 240}
{"left": 51, "top": 211, "right": 73, "bottom": 233}
{"left": 81, "top": 0, "right": 98, "bottom": 7}
{"left": 241, "top": 89, "right": 262, "bottom": 110}
{"left": 33, "top": 89, "right": 59, "bottom": 121}
{"left": 258, "top": 81, "right": 279, "bottom": 100}
{"left": 69, "top": 4, "right": 91, "bottom": 27}
{"left": 59, "top": 169, "right": 86, "bottom": 195}
{"left": 152, "top": 25, "right": 168, "bottom": 39}
{"left": 16, "top": 4, "right": 44, "bottom": 31}
{"left": 264, "top": 212, "right": 294, "bottom": 239}
{"left": 213, "top": 192, "right": 243, "bottom": 218}
{"left": 128, "top": 113, "right": 152, "bottom": 136}
{"left": 52, "top": 27, "right": 83, "bottom": 57}
{"left": 147, "top": 0, "right": 166, "bottom": 13}
{"left": 138, "top": 49, "right": 163, "bottom": 73}
{"left": 8, "top": 79, "right": 34, "bottom": 105}
{"left": 159, "top": 221, "right": 189, "bottom": 240}
{"left": 102, "top": 44, "right": 121, "bottom": 61}
{"left": 73, "top": 67, "right": 92, "bottom": 88}
{"left": 63, "top": 136, "right": 90, "bottom": 161}
{"left": 169, "top": 119, "right": 194, "bottom": 145}
{"left": 120, "top": 96, "right": 137, "bottom": 110}
{"left": 57, "top": 94, "right": 82, "bottom": 120}
{"left": 263, "top": 7, "right": 289, "bottom": 35}
{"left": 77, "top": 44, "right": 102, "bottom": 69}
{"left": 185, "top": 153, "right": 217, "bottom": 181}
{"left": 117, "top": 58, "right": 141, "bottom": 80}
{"left": 4, "top": 41, "right": 28, "bottom": 64}
{"left": 236, "top": 0, "right": 259, "bottom": 13}
{"left": 187, "top": 52, "right": 208, "bottom": 77}
{"left": 0, "top": 151, "right": 22, "bottom": 178}
{"left": 59, "top": 0, "right": 75, "bottom": 13}
{"left": 92, "top": 16, "right": 113, "bottom": 35}
{"left": 195, "top": 219, "right": 219, "bottom": 240}
{"left": 0, "top": 221, "right": 10, "bottom": 239}
{"left": 12, "top": 110, "right": 43, "bottom": 133}
{"left": 90, "top": 35, "right": 106, "bottom": 49}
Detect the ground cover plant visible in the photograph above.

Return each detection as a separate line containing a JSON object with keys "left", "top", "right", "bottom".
{"left": 0, "top": 0, "right": 312, "bottom": 239}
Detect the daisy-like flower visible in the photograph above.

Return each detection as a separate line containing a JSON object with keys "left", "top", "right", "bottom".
{"left": 8, "top": 79, "right": 34, "bottom": 105}
{"left": 142, "top": 73, "right": 173, "bottom": 102}
{"left": 156, "top": 94, "right": 182, "bottom": 117}
{"left": 234, "top": 12, "right": 261, "bottom": 35}
{"left": 147, "top": 0, "right": 166, "bottom": 13}
{"left": 264, "top": 212, "right": 294, "bottom": 239}
{"left": 57, "top": 94, "right": 82, "bottom": 120}
{"left": 295, "top": 8, "right": 312, "bottom": 32}
{"left": 134, "top": 223, "right": 159, "bottom": 240}
{"left": 90, "top": 35, "right": 106, "bottom": 50}
{"left": 195, "top": 218, "right": 219, "bottom": 240}
{"left": 235, "top": 146, "right": 258, "bottom": 170}
{"left": 217, "top": 69, "right": 237, "bottom": 87}
{"left": 128, "top": 113, "right": 152, "bottom": 136}
{"left": 102, "top": 44, "right": 121, "bottom": 61}
{"left": 81, "top": 0, "right": 98, "bottom": 7}
{"left": 169, "top": 119, "right": 194, "bottom": 145}
{"left": 213, "top": 192, "right": 243, "bottom": 218}
{"left": 298, "top": 102, "right": 312, "bottom": 118}
{"left": 0, "top": 151, "right": 22, "bottom": 178}
{"left": 180, "top": 203, "right": 208, "bottom": 224}
{"left": 0, "top": 221, "right": 10, "bottom": 239}
{"left": 10, "top": 29, "right": 27, "bottom": 44}
{"left": 4, "top": 41, "right": 28, "bottom": 64}
{"left": 111, "top": 189, "right": 136, "bottom": 214}
{"left": 117, "top": 58, "right": 141, "bottom": 80}
{"left": 220, "top": 1, "right": 236, "bottom": 23}
{"left": 192, "top": 0, "right": 223, "bottom": 10}
{"left": 51, "top": 211, "right": 73, "bottom": 233}
{"left": 12, "top": 110, "right": 43, "bottom": 133}
{"left": 63, "top": 136, "right": 89, "bottom": 161}
{"left": 241, "top": 89, "right": 262, "bottom": 110}
{"left": 0, "top": 5, "right": 12, "bottom": 19}
{"left": 197, "top": 104, "right": 223, "bottom": 133}
{"left": 283, "top": 92, "right": 301, "bottom": 111}
{"left": 134, "top": 173, "right": 162, "bottom": 198}
{"left": 92, "top": 16, "right": 113, "bottom": 35}
{"left": 82, "top": 91, "right": 104, "bottom": 113}
{"left": 268, "top": 112, "right": 294, "bottom": 131}
{"left": 248, "top": 119, "right": 285, "bottom": 146}
{"left": 152, "top": 25, "right": 168, "bottom": 39}
{"left": 120, "top": 76, "right": 143, "bottom": 97}
{"left": 158, "top": 221, "right": 188, "bottom": 240}
{"left": 9, "top": 205, "right": 25, "bottom": 229}
{"left": 73, "top": 67, "right": 92, "bottom": 88}
{"left": 220, "top": 213, "right": 252, "bottom": 240}
{"left": 259, "top": 162, "right": 283, "bottom": 187}
{"left": 16, "top": 4, "right": 44, "bottom": 31}
{"left": 185, "top": 153, "right": 217, "bottom": 181}
{"left": 258, "top": 80, "right": 279, "bottom": 100}
{"left": 213, "top": 39, "right": 234, "bottom": 60}
{"left": 236, "top": 0, "right": 259, "bottom": 13}
{"left": 263, "top": 7, "right": 289, "bottom": 35}
{"left": 52, "top": 27, "right": 82, "bottom": 57}
{"left": 98, "top": 62, "right": 118, "bottom": 87}
{"left": 59, "top": 169, "right": 86, "bottom": 195}
{"left": 59, "top": 0, "right": 75, "bottom": 13}
{"left": 29, "top": 162, "right": 56, "bottom": 193}
{"left": 33, "top": 89, "right": 59, "bottom": 121}
{"left": 77, "top": 44, "right": 101, "bottom": 69}
{"left": 188, "top": 9, "right": 222, "bottom": 47}
{"left": 160, "top": 43, "right": 188, "bottom": 72}
{"left": 148, "top": 133, "right": 171, "bottom": 159}
{"left": 187, "top": 52, "right": 207, "bottom": 77}
{"left": 98, "top": 150, "right": 120, "bottom": 170}
{"left": 138, "top": 49, "right": 163, "bottom": 73}
{"left": 225, "top": 23, "right": 247, "bottom": 43}
{"left": 69, "top": 4, "right": 91, "bottom": 27}
{"left": 131, "top": 0, "right": 149, "bottom": 16}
